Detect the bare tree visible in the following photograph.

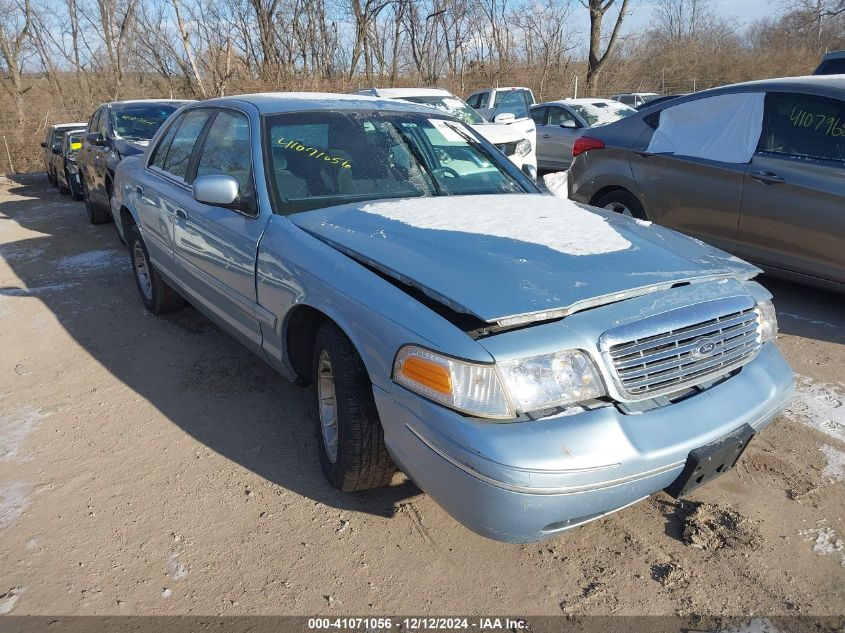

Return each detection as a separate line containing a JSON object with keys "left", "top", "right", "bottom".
{"left": 582, "top": 0, "right": 629, "bottom": 95}
{"left": 0, "top": 0, "right": 32, "bottom": 125}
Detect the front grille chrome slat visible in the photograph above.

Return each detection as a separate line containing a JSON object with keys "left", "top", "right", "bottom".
{"left": 599, "top": 297, "right": 762, "bottom": 401}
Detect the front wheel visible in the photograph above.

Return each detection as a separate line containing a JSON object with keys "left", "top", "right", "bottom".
{"left": 127, "top": 225, "right": 185, "bottom": 314}
{"left": 594, "top": 189, "right": 647, "bottom": 221}
{"left": 311, "top": 322, "right": 396, "bottom": 491}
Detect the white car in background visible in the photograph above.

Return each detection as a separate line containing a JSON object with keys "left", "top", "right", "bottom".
{"left": 354, "top": 88, "right": 537, "bottom": 174}
{"left": 610, "top": 92, "right": 661, "bottom": 108}
{"left": 465, "top": 87, "right": 537, "bottom": 121}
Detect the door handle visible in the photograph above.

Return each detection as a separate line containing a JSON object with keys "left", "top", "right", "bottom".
{"left": 634, "top": 151, "right": 653, "bottom": 158}
{"left": 135, "top": 185, "right": 144, "bottom": 196}
{"left": 749, "top": 170, "right": 785, "bottom": 185}
{"left": 542, "top": 133, "right": 551, "bottom": 138}
{"left": 176, "top": 208, "right": 188, "bottom": 220}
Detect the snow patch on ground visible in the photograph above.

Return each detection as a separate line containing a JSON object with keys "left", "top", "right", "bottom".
{"left": 785, "top": 376, "right": 845, "bottom": 442}
{"left": 0, "top": 587, "right": 24, "bottom": 615}
{"left": 359, "top": 195, "right": 632, "bottom": 256}
{"left": 0, "top": 405, "right": 46, "bottom": 462}
{"left": 820, "top": 444, "right": 845, "bottom": 483}
{"left": 168, "top": 552, "right": 189, "bottom": 580}
{"left": 56, "top": 249, "right": 124, "bottom": 272}
{"left": 2, "top": 282, "right": 80, "bottom": 296}
{"left": 542, "top": 171, "right": 568, "bottom": 198}
{"left": 0, "top": 243, "right": 46, "bottom": 262}
{"left": 799, "top": 521, "right": 845, "bottom": 566}
{"left": 719, "top": 619, "right": 781, "bottom": 633}
{"left": 0, "top": 481, "right": 29, "bottom": 529}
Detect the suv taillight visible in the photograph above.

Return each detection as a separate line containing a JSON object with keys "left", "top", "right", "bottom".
{"left": 572, "top": 137, "right": 605, "bottom": 157}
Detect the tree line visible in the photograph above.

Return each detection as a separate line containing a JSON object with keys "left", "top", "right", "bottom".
{"left": 1, "top": 0, "right": 843, "bottom": 173}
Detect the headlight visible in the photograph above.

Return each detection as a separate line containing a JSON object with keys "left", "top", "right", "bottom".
{"left": 393, "top": 346, "right": 605, "bottom": 420}
{"left": 498, "top": 350, "right": 605, "bottom": 413}
{"left": 755, "top": 300, "right": 778, "bottom": 343}
{"left": 515, "top": 139, "right": 531, "bottom": 157}
{"left": 393, "top": 346, "right": 513, "bottom": 419}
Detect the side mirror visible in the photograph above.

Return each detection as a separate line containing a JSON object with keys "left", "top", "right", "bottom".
{"left": 40, "top": 141, "right": 47, "bottom": 148}
{"left": 493, "top": 112, "right": 516, "bottom": 124}
{"left": 192, "top": 174, "right": 240, "bottom": 207}
{"left": 521, "top": 163, "right": 537, "bottom": 181}
{"left": 85, "top": 132, "right": 107, "bottom": 147}
{"left": 561, "top": 120, "right": 578, "bottom": 129}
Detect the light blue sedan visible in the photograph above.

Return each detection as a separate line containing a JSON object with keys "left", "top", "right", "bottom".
{"left": 112, "top": 93, "right": 794, "bottom": 543}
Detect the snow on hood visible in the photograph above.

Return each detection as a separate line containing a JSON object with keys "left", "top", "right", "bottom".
{"left": 358, "top": 195, "right": 630, "bottom": 256}
{"left": 290, "top": 194, "right": 760, "bottom": 325}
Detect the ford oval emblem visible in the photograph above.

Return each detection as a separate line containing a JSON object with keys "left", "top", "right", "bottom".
{"left": 695, "top": 339, "right": 718, "bottom": 356}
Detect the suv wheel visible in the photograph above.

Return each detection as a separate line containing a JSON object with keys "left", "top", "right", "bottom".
{"left": 311, "top": 322, "right": 396, "bottom": 491}
{"left": 127, "top": 225, "right": 185, "bottom": 314}
{"left": 594, "top": 190, "right": 647, "bottom": 221}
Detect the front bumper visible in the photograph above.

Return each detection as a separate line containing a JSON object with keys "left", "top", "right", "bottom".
{"left": 376, "top": 344, "right": 794, "bottom": 543}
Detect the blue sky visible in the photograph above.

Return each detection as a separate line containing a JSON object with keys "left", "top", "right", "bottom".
{"left": 611, "top": 0, "right": 774, "bottom": 34}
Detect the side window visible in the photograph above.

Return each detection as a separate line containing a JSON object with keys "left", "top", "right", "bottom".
{"left": 759, "top": 92, "right": 845, "bottom": 162}
{"left": 97, "top": 110, "right": 109, "bottom": 137}
{"left": 619, "top": 95, "right": 634, "bottom": 106}
{"left": 477, "top": 92, "right": 490, "bottom": 109}
{"left": 150, "top": 116, "right": 181, "bottom": 169}
{"left": 161, "top": 110, "right": 212, "bottom": 180}
{"left": 195, "top": 109, "right": 253, "bottom": 193}
{"left": 50, "top": 130, "right": 62, "bottom": 149}
{"left": 465, "top": 94, "right": 480, "bottom": 109}
{"left": 530, "top": 107, "right": 546, "bottom": 125}
{"left": 89, "top": 110, "right": 101, "bottom": 135}
{"left": 548, "top": 107, "right": 578, "bottom": 127}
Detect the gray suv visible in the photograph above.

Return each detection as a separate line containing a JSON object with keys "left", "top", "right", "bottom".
{"left": 568, "top": 76, "right": 845, "bottom": 292}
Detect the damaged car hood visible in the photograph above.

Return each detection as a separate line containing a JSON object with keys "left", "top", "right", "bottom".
{"left": 289, "top": 194, "right": 760, "bottom": 326}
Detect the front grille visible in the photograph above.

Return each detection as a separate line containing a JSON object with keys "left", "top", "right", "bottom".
{"left": 599, "top": 296, "right": 762, "bottom": 400}
{"left": 495, "top": 141, "right": 518, "bottom": 156}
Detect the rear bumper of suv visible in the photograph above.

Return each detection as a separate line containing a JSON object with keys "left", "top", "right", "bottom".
{"left": 376, "top": 344, "right": 794, "bottom": 543}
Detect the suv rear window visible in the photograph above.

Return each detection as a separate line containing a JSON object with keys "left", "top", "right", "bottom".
{"left": 759, "top": 92, "right": 845, "bottom": 162}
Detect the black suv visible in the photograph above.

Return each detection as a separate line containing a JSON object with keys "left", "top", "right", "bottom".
{"left": 77, "top": 99, "right": 191, "bottom": 225}
{"left": 813, "top": 51, "right": 845, "bottom": 75}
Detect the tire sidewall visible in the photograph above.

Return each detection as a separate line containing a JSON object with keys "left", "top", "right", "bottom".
{"left": 128, "top": 227, "right": 156, "bottom": 312}
{"left": 597, "top": 190, "right": 647, "bottom": 221}
{"left": 312, "top": 328, "right": 349, "bottom": 489}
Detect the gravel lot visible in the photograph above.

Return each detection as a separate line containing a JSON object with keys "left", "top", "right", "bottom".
{"left": 1, "top": 175, "right": 843, "bottom": 617}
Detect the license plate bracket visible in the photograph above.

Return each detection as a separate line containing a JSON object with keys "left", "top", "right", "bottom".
{"left": 664, "top": 423, "right": 755, "bottom": 498}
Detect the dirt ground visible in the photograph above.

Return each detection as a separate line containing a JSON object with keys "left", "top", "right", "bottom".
{"left": 0, "top": 175, "right": 843, "bottom": 617}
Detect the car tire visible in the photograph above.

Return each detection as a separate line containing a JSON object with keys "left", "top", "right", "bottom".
{"left": 127, "top": 224, "right": 185, "bottom": 314}
{"left": 58, "top": 172, "right": 70, "bottom": 195}
{"left": 594, "top": 190, "right": 647, "bottom": 221}
{"left": 83, "top": 178, "right": 111, "bottom": 225}
{"left": 70, "top": 179, "right": 83, "bottom": 201}
{"left": 311, "top": 322, "right": 396, "bottom": 492}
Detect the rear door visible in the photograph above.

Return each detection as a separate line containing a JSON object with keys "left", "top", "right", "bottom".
{"left": 736, "top": 92, "right": 845, "bottom": 284}
{"left": 137, "top": 108, "right": 214, "bottom": 282}
{"left": 628, "top": 97, "right": 749, "bottom": 253}
{"left": 173, "top": 106, "right": 267, "bottom": 353}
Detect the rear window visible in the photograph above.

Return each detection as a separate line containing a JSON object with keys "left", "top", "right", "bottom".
{"left": 112, "top": 103, "right": 182, "bottom": 141}
{"left": 759, "top": 92, "right": 845, "bottom": 162}
{"left": 814, "top": 58, "right": 845, "bottom": 75}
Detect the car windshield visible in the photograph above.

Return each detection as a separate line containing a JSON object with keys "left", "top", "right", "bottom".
{"left": 264, "top": 110, "right": 529, "bottom": 214}
{"left": 568, "top": 101, "right": 636, "bottom": 127}
{"left": 396, "top": 96, "right": 485, "bottom": 125}
{"left": 640, "top": 94, "right": 660, "bottom": 104}
{"left": 111, "top": 104, "right": 181, "bottom": 141}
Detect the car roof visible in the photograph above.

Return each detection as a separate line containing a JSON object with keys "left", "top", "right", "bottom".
{"left": 564, "top": 98, "right": 625, "bottom": 105}
{"left": 193, "top": 92, "right": 443, "bottom": 116}
{"left": 822, "top": 50, "right": 845, "bottom": 60}
{"left": 106, "top": 99, "right": 192, "bottom": 109}
{"left": 52, "top": 122, "right": 87, "bottom": 129}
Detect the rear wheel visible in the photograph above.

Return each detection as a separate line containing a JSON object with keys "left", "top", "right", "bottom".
{"left": 83, "top": 177, "right": 111, "bottom": 224}
{"left": 311, "top": 322, "right": 396, "bottom": 491}
{"left": 127, "top": 225, "right": 185, "bottom": 314}
{"left": 594, "top": 189, "right": 647, "bottom": 221}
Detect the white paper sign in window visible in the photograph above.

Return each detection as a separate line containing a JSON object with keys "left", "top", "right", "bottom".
{"left": 647, "top": 92, "right": 765, "bottom": 164}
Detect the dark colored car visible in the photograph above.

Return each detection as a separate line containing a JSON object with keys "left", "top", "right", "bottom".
{"left": 635, "top": 94, "right": 686, "bottom": 110}
{"left": 77, "top": 99, "right": 191, "bottom": 225}
{"left": 41, "top": 122, "right": 87, "bottom": 186}
{"left": 814, "top": 51, "right": 845, "bottom": 76}
{"left": 568, "top": 75, "right": 845, "bottom": 292}
{"left": 52, "top": 129, "right": 87, "bottom": 199}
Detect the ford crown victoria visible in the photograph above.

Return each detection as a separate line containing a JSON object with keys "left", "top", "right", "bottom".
{"left": 112, "top": 93, "right": 794, "bottom": 543}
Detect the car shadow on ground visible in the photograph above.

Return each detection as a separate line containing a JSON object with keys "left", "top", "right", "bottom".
{"left": 758, "top": 277, "right": 844, "bottom": 346}
{"left": 0, "top": 176, "right": 420, "bottom": 520}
